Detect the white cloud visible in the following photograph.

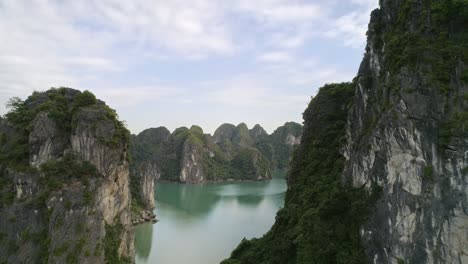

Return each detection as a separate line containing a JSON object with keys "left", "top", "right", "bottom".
{"left": 84, "top": 0, "right": 236, "bottom": 57}
{"left": 257, "top": 51, "right": 293, "bottom": 63}
{"left": 95, "top": 85, "right": 182, "bottom": 107}
{"left": 325, "top": 0, "right": 379, "bottom": 47}
{"left": 269, "top": 32, "right": 308, "bottom": 49}
{"left": 64, "top": 57, "right": 123, "bottom": 71}
{"left": 0, "top": 54, "right": 77, "bottom": 114}
{"left": 201, "top": 77, "right": 309, "bottom": 110}
{"left": 234, "top": 0, "right": 323, "bottom": 23}
{"left": 258, "top": 55, "right": 354, "bottom": 88}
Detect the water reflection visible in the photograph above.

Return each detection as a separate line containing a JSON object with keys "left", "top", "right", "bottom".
{"left": 135, "top": 172, "right": 287, "bottom": 264}
{"left": 134, "top": 223, "right": 153, "bottom": 260}
{"left": 156, "top": 183, "right": 222, "bottom": 218}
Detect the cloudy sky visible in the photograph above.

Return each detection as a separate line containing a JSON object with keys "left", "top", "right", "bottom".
{"left": 0, "top": 0, "right": 378, "bottom": 134}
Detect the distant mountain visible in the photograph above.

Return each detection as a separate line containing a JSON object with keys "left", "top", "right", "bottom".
{"left": 270, "top": 122, "right": 303, "bottom": 169}
{"left": 130, "top": 122, "right": 302, "bottom": 183}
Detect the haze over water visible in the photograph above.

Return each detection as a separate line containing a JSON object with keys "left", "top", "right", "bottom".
{"left": 135, "top": 172, "right": 287, "bottom": 264}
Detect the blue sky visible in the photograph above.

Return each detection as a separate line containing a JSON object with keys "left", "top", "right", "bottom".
{"left": 0, "top": 0, "right": 378, "bottom": 134}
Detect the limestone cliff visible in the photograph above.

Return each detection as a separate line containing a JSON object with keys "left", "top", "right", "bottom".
{"left": 213, "top": 122, "right": 303, "bottom": 171}
{"left": 0, "top": 88, "right": 135, "bottom": 263}
{"left": 129, "top": 127, "right": 169, "bottom": 223}
{"left": 224, "top": 1, "right": 468, "bottom": 263}
{"left": 269, "top": 122, "right": 302, "bottom": 169}
{"left": 343, "top": 0, "right": 468, "bottom": 262}
{"left": 249, "top": 124, "right": 268, "bottom": 140}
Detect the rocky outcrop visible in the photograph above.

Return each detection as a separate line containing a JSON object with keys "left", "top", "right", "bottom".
{"left": 270, "top": 122, "right": 302, "bottom": 146}
{"left": 224, "top": 1, "right": 467, "bottom": 263}
{"left": 129, "top": 127, "right": 169, "bottom": 223}
{"left": 249, "top": 124, "right": 268, "bottom": 140}
{"left": 269, "top": 122, "right": 302, "bottom": 169}
{"left": 29, "top": 112, "right": 68, "bottom": 167}
{"left": 179, "top": 139, "right": 205, "bottom": 183}
{"left": 134, "top": 162, "right": 159, "bottom": 209}
{"left": 342, "top": 1, "right": 468, "bottom": 263}
{"left": 213, "top": 123, "right": 237, "bottom": 144}
{"left": 130, "top": 161, "right": 158, "bottom": 225}
{"left": 0, "top": 88, "right": 137, "bottom": 263}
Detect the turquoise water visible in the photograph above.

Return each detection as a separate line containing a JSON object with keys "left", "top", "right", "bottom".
{"left": 134, "top": 173, "right": 287, "bottom": 264}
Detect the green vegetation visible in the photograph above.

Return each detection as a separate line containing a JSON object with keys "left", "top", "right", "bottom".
{"left": 40, "top": 153, "right": 100, "bottom": 189}
{"left": 130, "top": 123, "right": 276, "bottom": 183}
{"left": 0, "top": 176, "right": 15, "bottom": 207}
{"left": 104, "top": 222, "right": 132, "bottom": 264}
{"left": 367, "top": 0, "right": 468, "bottom": 152}
{"left": 0, "top": 88, "right": 129, "bottom": 170}
{"left": 98, "top": 104, "right": 131, "bottom": 150}
{"left": 223, "top": 2, "right": 467, "bottom": 263}
{"left": 423, "top": 165, "right": 435, "bottom": 182}
{"left": 254, "top": 121, "right": 303, "bottom": 170}
{"left": 224, "top": 83, "right": 380, "bottom": 264}
{"left": 94, "top": 242, "right": 102, "bottom": 257}
{"left": 34, "top": 228, "right": 51, "bottom": 263}
{"left": 7, "top": 240, "right": 19, "bottom": 254}
{"left": 462, "top": 166, "right": 468, "bottom": 175}
{"left": 83, "top": 189, "right": 94, "bottom": 205}
{"left": 438, "top": 111, "right": 468, "bottom": 150}
{"left": 20, "top": 227, "right": 31, "bottom": 241}
{"left": 378, "top": 0, "right": 468, "bottom": 90}
{"left": 73, "top": 90, "right": 96, "bottom": 108}
{"left": 0, "top": 88, "right": 132, "bottom": 262}
{"left": 0, "top": 87, "right": 127, "bottom": 211}
{"left": 53, "top": 242, "right": 69, "bottom": 256}
{"left": 231, "top": 149, "right": 270, "bottom": 179}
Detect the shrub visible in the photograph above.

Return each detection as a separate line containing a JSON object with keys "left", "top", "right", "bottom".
{"left": 423, "top": 165, "right": 434, "bottom": 182}
{"left": 104, "top": 222, "right": 132, "bottom": 264}
{"left": 73, "top": 90, "right": 96, "bottom": 108}
{"left": 39, "top": 153, "right": 100, "bottom": 189}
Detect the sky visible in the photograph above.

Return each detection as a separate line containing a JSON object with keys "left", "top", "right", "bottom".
{"left": 0, "top": 0, "right": 378, "bottom": 135}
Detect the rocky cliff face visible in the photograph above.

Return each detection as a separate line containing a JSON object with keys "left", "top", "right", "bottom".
{"left": 213, "top": 123, "right": 238, "bottom": 144}
{"left": 270, "top": 122, "right": 302, "bottom": 146}
{"left": 129, "top": 127, "right": 170, "bottom": 221}
{"left": 179, "top": 138, "right": 206, "bottom": 183}
{"left": 0, "top": 88, "right": 136, "bottom": 263}
{"left": 249, "top": 124, "right": 268, "bottom": 140}
{"left": 131, "top": 162, "right": 158, "bottom": 210}
{"left": 269, "top": 122, "right": 303, "bottom": 169}
{"left": 343, "top": 1, "right": 468, "bottom": 263}
{"left": 224, "top": 1, "right": 467, "bottom": 263}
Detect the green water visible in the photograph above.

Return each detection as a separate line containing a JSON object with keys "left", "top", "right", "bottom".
{"left": 134, "top": 172, "right": 287, "bottom": 264}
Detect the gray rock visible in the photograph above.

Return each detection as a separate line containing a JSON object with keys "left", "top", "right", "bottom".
{"left": 343, "top": 2, "right": 468, "bottom": 263}
{"left": 0, "top": 88, "right": 136, "bottom": 263}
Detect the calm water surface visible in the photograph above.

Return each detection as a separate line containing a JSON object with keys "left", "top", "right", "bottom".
{"left": 134, "top": 172, "right": 287, "bottom": 264}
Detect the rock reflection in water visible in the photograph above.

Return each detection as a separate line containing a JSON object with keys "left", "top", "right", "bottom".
{"left": 135, "top": 172, "right": 286, "bottom": 264}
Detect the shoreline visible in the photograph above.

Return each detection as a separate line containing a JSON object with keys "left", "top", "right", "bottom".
{"left": 156, "top": 178, "right": 272, "bottom": 184}
{"left": 156, "top": 169, "right": 288, "bottom": 184}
